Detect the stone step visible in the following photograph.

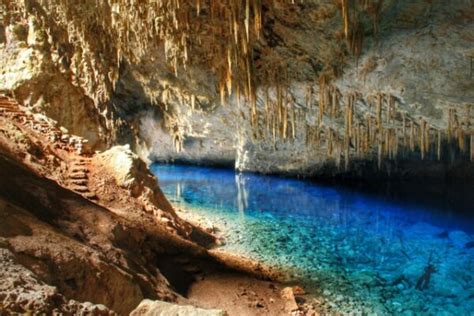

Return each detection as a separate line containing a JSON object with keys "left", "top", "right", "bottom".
{"left": 68, "top": 179, "right": 88, "bottom": 186}
{"left": 69, "top": 172, "right": 88, "bottom": 180}
{"left": 2, "top": 109, "right": 23, "bottom": 114}
{"left": 82, "top": 192, "right": 97, "bottom": 200}
{"left": 73, "top": 161, "right": 88, "bottom": 166}
{"left": 71, "top": 185, "right": 89, "bottom": 193}
{"left": 0, "top": 105, "right": 16, "bottom": 110}
{"left": 70, "top": 167, "right": 88, "bottom": 173}
{"left": 0, "top": 104, "right": 17, "bottom": 109}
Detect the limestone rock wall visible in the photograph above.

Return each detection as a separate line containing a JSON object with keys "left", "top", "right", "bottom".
{"left": 1, "top": 0, "right": 473, "bottom": 178}
{"left": 136, "top": 0, "right": 474, "bottom": 179}
{"left": 0, "top": 17, "right": 107, "bottom": 150}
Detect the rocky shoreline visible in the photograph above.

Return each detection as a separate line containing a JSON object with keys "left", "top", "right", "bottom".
{"left": 166, "top": 183, "right": 474, "bottom": 315}
{"left": 0, "top": 94, "right": 319, "bottom": 315}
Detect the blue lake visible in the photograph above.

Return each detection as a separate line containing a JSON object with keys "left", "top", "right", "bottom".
{"left": 151, "top": 163, "right": 474, "bottom": 315}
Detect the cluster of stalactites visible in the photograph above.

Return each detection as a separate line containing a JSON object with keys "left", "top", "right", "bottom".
{"left": 340, "top": 0, "right": 384, "bottom": 57}
{"left": 1, "top": 0, "right": 267, "bottom": 108}
{"left": 247, "top": 77, "right": 473, "bottom": 170}
{"left": 2, "top": 0, "right": 385, "bottom": 120}
{"left": 310, "top": 84, "right": 473, "bottom": 170}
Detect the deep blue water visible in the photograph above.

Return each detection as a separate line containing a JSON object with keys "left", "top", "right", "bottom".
{"left": 151, "top": 164, "right": 474, "bottom": 315}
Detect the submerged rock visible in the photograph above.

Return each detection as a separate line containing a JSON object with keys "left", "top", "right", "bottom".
{"left": 448, "top": 231, "right": 471, "bottom": 248}
{"left": 465, "top": 241, "right": 474, "bottom": 249}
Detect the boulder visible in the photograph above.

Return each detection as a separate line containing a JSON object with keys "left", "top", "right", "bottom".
{"left": 130, "top": 299, "right": 227, "bottom": 316}
{"left": 95, "top": 145, "right": 175, "bottom": 214}
{"left": 281, "top": 287, "right": 299, "bottom": 312}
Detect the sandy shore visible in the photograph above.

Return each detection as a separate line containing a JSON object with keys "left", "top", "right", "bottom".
{"left": 175, "top": 208, "right": 329, "bottom": 316}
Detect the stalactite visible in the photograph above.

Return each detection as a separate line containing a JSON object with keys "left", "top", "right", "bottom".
{"left": 318, "top": 76, "right": 327, "bottom": 127}
{"left": 471, "top": 133, "right": 474, "bottom": 161}
{"left": 276, "top": 85, "right": 283, "bottom": 125}
{"left": 191, "top": 94, "right": 196, "bottom": 110}
{"left": 376, "top": 93, "right": 382, "bottom": 131}
{"left": 468, "top": 105, "right": 473, "bottom": 161}
{"left": 264, "top": 88, "right": 270, "bottom": 134}
{"left": 425, "top": 126, "right": 431, "bottom": 156}
{"left": 377, "top": 138, "right": 382, "bottom": 169}
{"left": 448, "top": 108, "right": 454, "bottom": 140}
{"left": 437, "top": 129, "right": 442, "bottom": 161}
{"left": 366, "top": 114, "right": 372, "bottom": 147}
{"left": 245, "top": 0, "right": 250, "bottom": 42}
{"left": 282, "top": 102, "right": 288, "bottom": 140}
{"left": 348, "top": 21, "right": 364, "bottom": 57}
{"left": 345, "top": 93, "right": 354, "bottom": 138}
{"left": 386, "top": 129, "right": 392, "bottom": 160}
{"left": 219, "top": 79, "right": 226, "bottom": 106}
{"left": 331, "top": 87, "right": 339, "bottom": 119}
{"left": 356, "top": 123, "right": 362, "bottom": 156}
{"left": 253, "top": 0, "right": 262, "bottom": 39}
{"left": 466, "top": 104, "right": 471, "bottom": 130}
{"left": 419, "top": 119, "right": 426, "bottom": 160}
{"left": 394, "top": 128, "right": 399, "bottom": 161}
{"left": 458, "top": 128, "right": 465, "bottom": 152}
{"left": 402, "top": 112, "right": 406, "bottom": 147}
{"left": 272, "top": 109, "right": 276, "bottom": 144}
{"left": 364, "top": 121, "right": 370, "bottom": 154}
{"left": 236, "top": 84, "right": 241, "bottom": 109}
{"left": 306, "top": 84, "right": 313, "bottom": 110}
{"left": 344, "top": 95, "right": 350, "bottom": 141}
{"left": 387, "top": 94, "right": 395, "bottom": 124}
{"left": 328, "top": 128, "right": 333, "bottom": 157}
{"left": 341, "top": 0, "right": 350, "bottom": 39}
{"left": 291, "top": 105, "right": 296, "bottom": 140}
{"left": 336, "top": 142, "right": 342, "bottom": 170}
{"left": 344, "top": 140, "right": 350, "bottom": 171}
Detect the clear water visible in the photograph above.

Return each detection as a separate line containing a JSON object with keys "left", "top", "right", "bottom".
{"left": 151, "top": 164, "right": 474, "bottom": 315}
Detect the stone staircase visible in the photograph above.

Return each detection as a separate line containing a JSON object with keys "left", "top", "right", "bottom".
{"left": 0, "top": 95, "right": 30, "bottom": 121}
{"left": 0, "top": 94, "right": 91, "bottom": 154}
{"left": 1, "top": 94, "right": 97, "bottom": 200}
{"left": 66, "top": 157, "right": 97, "bottom": 200}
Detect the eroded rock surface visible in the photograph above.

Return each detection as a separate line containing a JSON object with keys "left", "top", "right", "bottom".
{"left": 131, "top": 299, "right": 227, "bottom": 316}
{"left": 0, "top": 96, "right": 218, "bottom": 314}
{"left": 1, "top": 1, "right": 472, "bottom": 178}
{"left": 0, "top": 245, "right": 114, "bottom": 315}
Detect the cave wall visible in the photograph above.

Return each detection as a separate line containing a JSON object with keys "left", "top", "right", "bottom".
{"left": 0, "top": 0, "right": 473, "bottom": 178}
{"left": 136, "top": 0, "right": 474, "bottom": 179}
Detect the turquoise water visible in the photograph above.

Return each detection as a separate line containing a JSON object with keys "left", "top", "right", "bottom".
{"left": 151, "top": 164, "right": 474, "bottom": 315}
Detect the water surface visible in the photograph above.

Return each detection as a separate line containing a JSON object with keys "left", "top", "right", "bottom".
{"left": 151, "top": 164, "right": 474, "bottom": 315}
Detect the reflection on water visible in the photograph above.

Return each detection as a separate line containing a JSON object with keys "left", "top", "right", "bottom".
{"left": 152, "top": 164, "right": 474, "bottom": 315}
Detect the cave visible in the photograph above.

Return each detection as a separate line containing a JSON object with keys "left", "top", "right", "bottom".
{"left": 1, "top": 0, "right": 473, "bottom": 315}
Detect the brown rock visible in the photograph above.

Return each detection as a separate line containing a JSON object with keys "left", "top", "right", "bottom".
{"left": 293, "top": 285, "right": 306, "bottom": 295}
{"left": 281, "top": 287, "right": 299, "bottom": 312}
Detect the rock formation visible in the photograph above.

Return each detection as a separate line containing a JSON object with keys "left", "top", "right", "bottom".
{"left": 130, "top": 299, "right": 226, "bottom": 316}
{"left": 1, "top": 1, "right": 473, "bottom": 178}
